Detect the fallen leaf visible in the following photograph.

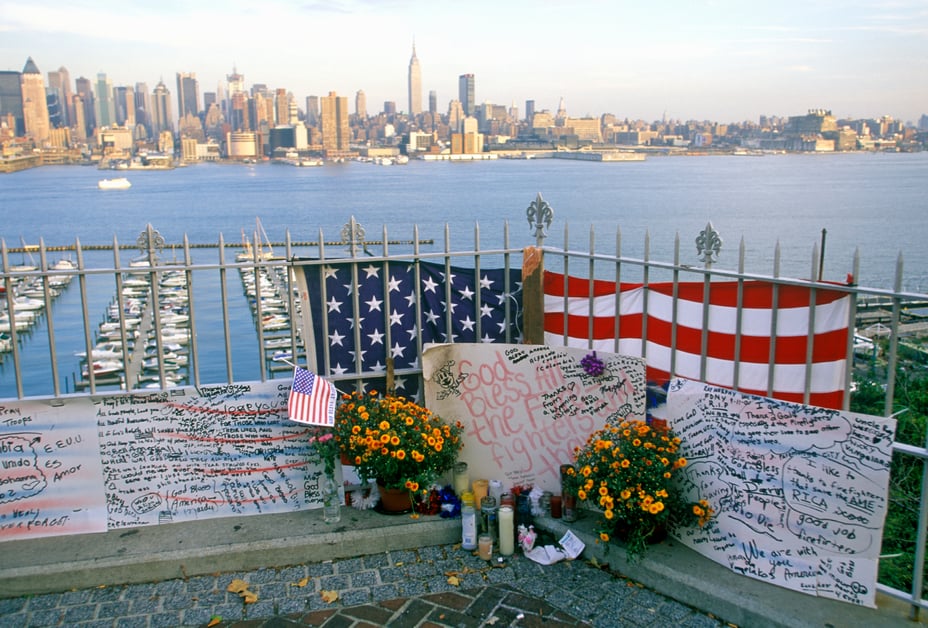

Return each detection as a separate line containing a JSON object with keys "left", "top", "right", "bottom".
{"left": 320, "top": 589, "right": 339, "bottom": 603}
{"left": 443, "top": 570, "right": 460, "bottom": 577}
{"left": 410, "top": 513, "right": 420, "bottom": 519}
{"left": 292, "top": 577, "right": 310, "bottom": 588}
{"left": 241, "top": 590, "right": 258, "bottom": 604}
{"left": 207, "top": 616, "right": 222, "bottom": 627}
{"left": 395, "top": 561, "right": 404, "bottom": 566}
{"left": 485, "top": 617, "right": 500, "bottom": 625}
{"left": 227, "top": 579, "right": 250, "bottom": 594}
{"left": 587, "top": 557, "right": 601, "bottom": 568}
{"left": 447, "top": 575, "right": 460, "bottom": 586}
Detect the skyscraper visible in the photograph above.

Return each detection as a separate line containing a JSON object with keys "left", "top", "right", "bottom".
{"left": 94, "top": 72, "right": 115, "bottom": 128}
{"left": 134, "top": 82, "right": 151, "bottom": 137}
{"left": 0, "top": 70, "right": 24, "bottom": 136}
{"left": 113, "top": 85, "right": 135, "bottom": 128}
{"left": 320, "top": 90, "right": 349, "bottom": 153}
{"left": 408, "top": 43, "right": 422, "bottom": 116}
{"left": 306, "top": 96, "right": 319, "bottom": 127}
{"left": 21, "top": 57, "right": 50, "bottom": 142}
{"left": 429, "top": 90, "right": 437, "bottom": 115}
{"left": 151, "top": 80, "right": 174, "bottom": 135}
{"left": 355, "top": 90, "right": 367, "bottom": 119}
{"left": 74, "top": 76, "right": 95, "bottom": 136}
{"left": 458, "top": 74, "right": 475, "bottom": 117}
{"left": 47, "top": 66, "right": 73, "bottom": 128}
{"left": 176, "top": 72, "right": 200, "bottom": 120}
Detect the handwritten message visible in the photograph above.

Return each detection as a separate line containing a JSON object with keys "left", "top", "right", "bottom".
{"left": 666, "top": 378, "right": 896, "bottom": 607}
{"left": 95, "top": 381, "right": 328, "bottom": 528}
{"left": 423, "top": 343, "right": 646, "bottom": 492}
{"left": 0, "top": 399, "right": 107, "bottom": 541}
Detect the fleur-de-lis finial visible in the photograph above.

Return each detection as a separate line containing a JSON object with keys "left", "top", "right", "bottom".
{"left": 526, "top": 193, "right": 554, "bottom": 246}
{"left": 696, "top": 221, "right": 722, "bottom": 267}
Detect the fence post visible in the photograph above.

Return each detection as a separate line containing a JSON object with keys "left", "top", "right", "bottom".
{"left": 523, "top": 194, "right": 554, "bottom": 345}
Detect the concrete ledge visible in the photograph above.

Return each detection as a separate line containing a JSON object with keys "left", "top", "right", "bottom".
{"left": 534, "top": 514, "right": 925, "bottom": 628}
{"left": 0, "top": 507, "right": 458, "bottom": 598}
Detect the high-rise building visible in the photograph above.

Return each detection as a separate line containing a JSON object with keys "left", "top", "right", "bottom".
{"left": 525, "top": 100, "right": 535, "bottom": 124}
{"left": 355, "top": 90, "right": 367, "bottom": 119}
{"left": 274, "top": 88, "right": 288, "bottom": 126}
{"left": 320, "top": 90, "right": 350, "bottom": 153}
{"left": 134, "top": 82, "right": 151, "bottom": 137}
{"left": 94, "top": 72, "right": 116, "bottom": 128}
{"left": 428, "top": 90, "right": 437, "bottom": 115}
{"left": 458, "top": 74, "right": 475, "bottom": 117}
{"left": 21, "top": 57, "right": 50, "bottom": 142}
{"left": 306, "top": 95, "right": 319, "bottom": 127}
{"left": 408, "top": 43, "right": 422, "bottom": 116}
{"left": 74, "top": 76, "right": 94, "bottom": 136}
{"left": 176, "top": 72, "right": 199, "bottom": 120}
{"left": 447, "top": 99, "right": 464, "bottom": 133}
{"left": 0, "top": 70, "right": 24, "bottom": 136}
{"left": 47, "top": 66, "right": 73, "bottom": 128}
{"left": 151, "top": 80, "right": 174, "bottom": 135}
{"left": 226, "top": 66, "right": 245, "bottom": 122}
{"left": 113, "top": 85, "right": 135, "bottom": 128}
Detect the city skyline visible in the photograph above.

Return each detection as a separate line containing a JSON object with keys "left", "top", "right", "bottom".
{"left": 0, "top": 0, "right": 926, "bottom": 124}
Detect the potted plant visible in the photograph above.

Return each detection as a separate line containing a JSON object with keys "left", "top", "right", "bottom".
{"left": 566, "top": 419, "right": 714, "bottom": 560}
{"left": 334, "top": 390, "right": 464, "bottom": 512}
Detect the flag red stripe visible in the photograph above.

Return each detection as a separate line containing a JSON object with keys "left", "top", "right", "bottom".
{"left": 543, "top": 271, "right": 851, "bottom": 409}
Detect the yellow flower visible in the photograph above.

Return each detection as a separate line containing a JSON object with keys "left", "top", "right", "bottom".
{"left": 604, "top": 509, "right": 614, "bottom": 520}
{"left": 598, "top": 486, "right": 609, "bottom": 496}
{"left": 620, "top": 489, "right": 631, "bottom": 500}
{"left": 599, "top": 532, "right": 610, "bottom": 542}
{"left": 577, "top": 489, "right": 587, "bottom": 501}
{"left": 379, "top": 420, "right": 390, "bottom": 431}
{"left": 621, "top": 459, "right": 630, "bottom": 468}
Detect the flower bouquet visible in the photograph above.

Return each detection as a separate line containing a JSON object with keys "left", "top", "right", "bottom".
{"left": 334, "top": 390, "right": 463, "bottom": 508}
{"left": 566, "top": 420, "right": 713, "bottom": 560}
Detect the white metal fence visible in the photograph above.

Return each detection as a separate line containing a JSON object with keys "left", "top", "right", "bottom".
{"left": 2, "top": 214, "right": 928, "bottom": 616}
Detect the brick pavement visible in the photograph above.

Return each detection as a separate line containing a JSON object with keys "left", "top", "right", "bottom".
{"left": 0, "top": 544, "right": 727, "bottom": 628}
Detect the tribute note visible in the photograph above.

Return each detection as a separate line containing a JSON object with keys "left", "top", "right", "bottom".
{"left": 0, "top": 399, "right": 106, "bottom": 541}
{"left": 423, "top": 343, "right": 646, "bottom": 492}
{"left": 95, "top": 381, "right": 327, "bottom": 528}
{"left": 666, "top": 378, "right": 896, "bottom": 607}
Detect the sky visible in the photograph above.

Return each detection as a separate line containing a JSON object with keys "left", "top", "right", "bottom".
{"left": 0, "top": 0, "right": 926, "bottom": 124}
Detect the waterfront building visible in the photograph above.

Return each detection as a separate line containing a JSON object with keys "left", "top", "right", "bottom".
{"left": 226, "top": 130, "right": 257, "bottom": 159}
{"left": 47, "top": 66, "right": 73, "bottom": 128}
{"left": 321, "top": 91, "right": 350, "bottom": 154}
{"left": 0, "top": 70, "right": 24, "bottom": 136}
{"left": 74, "top": 76, "right": 95, "bottom": 136}
{"left": 458, "top": 73, "right": 475, "bottom": 117}
{"left": 787, "top": 109, "right": 837, "bottom": 134}
{"left": 306, "top": 95, "right": 319, "bottom": 127}
{"left": 134, "top": 82, "right": 151, "bottom": 138}
{"left": 94, "top": 72, "right": 116, "bottom": 129}
{"left": 447, "top": 99, "right": 464, "bottom": 132}
{"left": 355, "top": 90, "right": 367, "bottom": 119}
{"left": 151, "top": 80, "right": 174, "bottom": 135}
{"left": 408, "top": 43, "right": 422, "bottom": 116}
{"left": 176, "top": 72, "right": 199, "bottom": 121}
{"left": 565, "top": 117, "right": 603, "bottom": 143}
{"left": 21, "top": 58, "right": 50, "bottom": 143}
{"left": 113, "top": 85, "right": 135, "bottom": 129}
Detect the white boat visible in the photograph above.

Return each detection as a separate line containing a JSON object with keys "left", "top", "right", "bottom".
{"left": 76, "top": 341, "right": 126, "bottom": 360}
{"left": 98, "top": 177, "right": 131, "bottom": 190}
{"left": 0, "top": 332, "right": 12, "bottom": 352}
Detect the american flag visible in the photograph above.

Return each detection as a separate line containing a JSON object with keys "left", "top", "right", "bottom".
{"left": 543, "top": 271, "right": 851, "bottom": 409}
{"left": 298, "top": 260, "right": 523, "bottom": 397}
{"left": 287, "top": 367, "right": 338, "bottom": 426}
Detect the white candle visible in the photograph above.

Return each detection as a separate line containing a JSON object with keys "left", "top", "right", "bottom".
{"left": 498, "top": 505, "right": 514, "bottom": 556}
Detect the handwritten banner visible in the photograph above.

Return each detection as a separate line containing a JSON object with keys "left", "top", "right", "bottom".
{"left": 666, "top": 378, "right": 896, "bottom": 607}
{"left": 0, "top": 399, "right": 107, "bottom": 541}
{"left": 95, "top": 381, "right": 328, "bottom": 528}
{"left": 423, "top": 343, "right": 646, "bottom": 492}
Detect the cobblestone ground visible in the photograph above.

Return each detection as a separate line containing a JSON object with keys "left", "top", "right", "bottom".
{"left": 0, "top": 544, "right": 729, "bottom": 627}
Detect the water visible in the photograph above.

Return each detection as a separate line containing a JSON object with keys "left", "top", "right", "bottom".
{"left": 1, "top": 152, "right": 926, "bottom": 398}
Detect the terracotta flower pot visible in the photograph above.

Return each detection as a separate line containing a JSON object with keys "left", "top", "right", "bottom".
{"left": 377, "top": 480, "right": 413, "bottom": 514}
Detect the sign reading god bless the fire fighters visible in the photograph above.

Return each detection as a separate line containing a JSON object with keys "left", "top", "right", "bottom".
{"left": 422, "top": 343, "right": 647, "bottom": 493}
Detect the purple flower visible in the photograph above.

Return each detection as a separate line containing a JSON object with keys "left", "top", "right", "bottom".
{"left": 581, "top": 351, "right": 606, "bottom": 377}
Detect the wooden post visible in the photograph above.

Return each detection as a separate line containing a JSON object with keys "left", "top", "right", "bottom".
{"left": 522, "top": 246, "right": 544, "bottom": 345}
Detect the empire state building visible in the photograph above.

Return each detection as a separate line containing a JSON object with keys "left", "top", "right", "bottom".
{"left": 408, "top": 43, "right": 422, "bottom": 117}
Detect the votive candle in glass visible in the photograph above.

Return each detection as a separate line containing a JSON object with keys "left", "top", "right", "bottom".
{"left": 498, "top": 505, "right": 515, "bottom": 556}
{"left": 478, "top": 534, "right": 493, "bottom": 561}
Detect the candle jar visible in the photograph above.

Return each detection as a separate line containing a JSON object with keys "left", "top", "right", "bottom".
{"left": 550, "top": 495, "right": 562, "bottom": 518}
{"left": 478, "top": 534, "right": 493, "bottom": 561}
{"left": 498, "top": 505, "right": 515, "bottom": 556}
{"left": 480, "top": 496, "right": 498, "bottom": 543}
{"left": 453, "top": 462, "right": 469, "bottom": 496}
{"left": 540, "top": 491, "right": 553, "bottom": 516}
{"left": 472, "top": 479, "right": 489, "bottom": 510}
